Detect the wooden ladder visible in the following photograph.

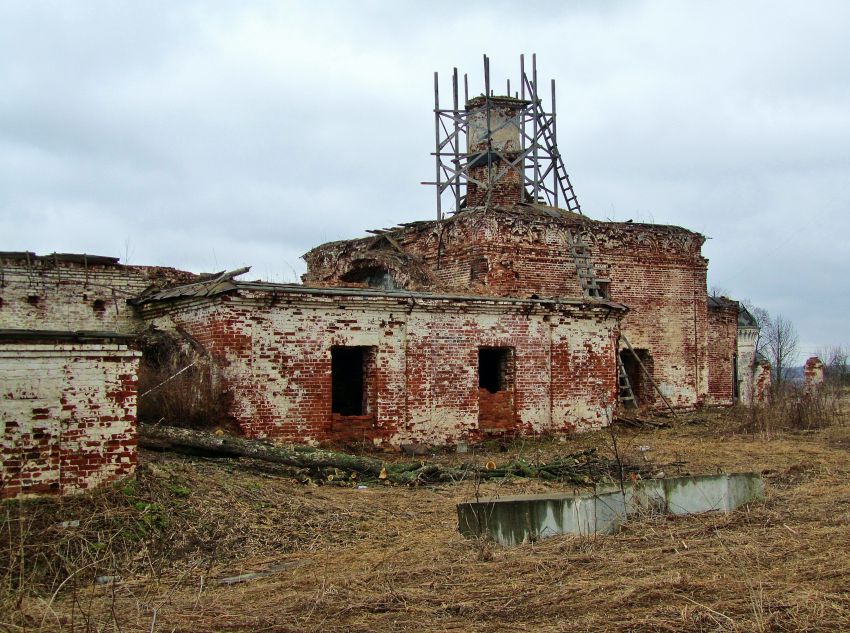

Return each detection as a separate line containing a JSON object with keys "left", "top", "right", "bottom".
{"left": 619, "top": 334, "right": 679, "bottom": 418}
{"left": 618, "top": 354, "right": 637, "bottom": 408}
{"left": 566, "top": 232, "right": 602, "bottom": 298}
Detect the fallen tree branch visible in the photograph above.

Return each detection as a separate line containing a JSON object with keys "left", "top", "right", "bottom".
{"left": 138, "top": 423, "right": 385, "bottom": 476}
{"left": 137, "top": 424, "right": 671, "bottom": 486}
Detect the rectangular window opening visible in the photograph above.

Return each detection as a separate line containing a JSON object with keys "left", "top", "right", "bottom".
{"left": 478, "top": 347, "right": 513, "bottom": 393}
{"left": 478, "top": 347, "right": 516, "bottom": 432}
{"left": 331, "top": 346, "right": 374, "bottom": 416}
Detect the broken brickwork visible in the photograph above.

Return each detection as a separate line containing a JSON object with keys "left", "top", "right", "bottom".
{"left": 803, "top": 357, "right": 825, "bottom": 391}
{"left": 0, "top": 332, "right": 140, "bottom": 498}
{"left": 304, "top": 206, "right": 716, "bottom": 409}
{"left": 706, "top": 297, "right": 740, "bottom": 406}
{"left": 0, "top": 252, "right": 196, "bottom": 333}
{"left": 753, "top": 360, "right": 772, "bottom": 403}
{"left": 137, "top": 283, "right": 623, "bottom": 447}
{"left": 464, "top": 96, "right": 529, "bottom": 208}
{"left": 305, "top": 90, "right": 740, "bottom": 411}
{"left": 0, "top": 253, "right": 194, "bottom": 498}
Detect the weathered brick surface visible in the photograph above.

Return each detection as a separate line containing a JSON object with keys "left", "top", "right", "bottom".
{"left": 303, "top": 207, "right": 720, "bottom": 409}
{"left": 706, "top": 299, "right": 739, "bottom": 406}
{"left": 478, "top": 389, "right": 515, "bottom": 431}
{"left": 464, "top": 95, "right": 527, "bottom": 208}
{"left": 141, "top": 286, "right": 621, "bottom": 446}
{"left": 804, "top": 357, "right": 825, "bottom": 391}
{"left": 0, "top": 252, "right": 196, "bottom": 333}
{"left": 0, "top": 341, "right": 140, "bottom": 498}
{"left": 0, "top": 252, "right": 190, "bottom": 498}
{"left": 753, "top": 360, "right": 772, "bottom": 403}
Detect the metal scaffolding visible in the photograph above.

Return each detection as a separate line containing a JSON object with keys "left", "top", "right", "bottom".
{"left": 422, "top": 54, "right": 583, "bottom": 221}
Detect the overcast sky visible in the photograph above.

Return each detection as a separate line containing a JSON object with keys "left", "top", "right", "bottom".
{"left": 1, "top": 1, "right": 848, "bottom": 358}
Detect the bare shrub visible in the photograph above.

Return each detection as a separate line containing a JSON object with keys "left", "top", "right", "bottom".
{"left": 0, "top": 473, "right": 189, "bottom": 623}
{"left": 136, "top": 328, "right": 234, "bottom": 431}
{"left": 763, "top": 314, "right": 799, "bottom": 389}
{"left": 737, "top": 383, "right": 845, "bottom": 436}
{"left": 816, "top": 344, "right": 850, "bottom": 386}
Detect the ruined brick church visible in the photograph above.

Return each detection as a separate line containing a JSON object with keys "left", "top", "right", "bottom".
{"left": 1, "top": 58, "right": 759, "bottom": 498}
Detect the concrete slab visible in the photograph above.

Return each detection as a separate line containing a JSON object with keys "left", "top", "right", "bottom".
{"left": 457, "top": 473, "right": 764, "bottom": 545}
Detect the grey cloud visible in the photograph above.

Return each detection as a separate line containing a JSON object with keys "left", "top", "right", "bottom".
{"left": 1, "top": 0, "right": 848, "bottom": 357}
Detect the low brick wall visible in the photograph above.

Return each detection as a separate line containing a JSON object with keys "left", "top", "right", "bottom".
{"left": 0, "top": 333, "right": 140, "bottom": 499}
{"left": 140, "top": 285, "right": 623, "bottom": 447}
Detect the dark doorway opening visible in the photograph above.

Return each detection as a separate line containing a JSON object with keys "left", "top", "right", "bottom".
{"left": 479, "top": 348, "right": 512, "bottom": 393}
{"left": 340, "top": 266, "right": 397, "bottom": 290}
{"left": 331, "top": 346, "right": 372, "bottom": 416}
{"left": 619, "top": 348, "right": 654, "bottom": 407}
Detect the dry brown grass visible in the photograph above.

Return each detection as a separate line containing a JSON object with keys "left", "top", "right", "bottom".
{"left": 734, "top": 383, "right": 848, "bottom": 438}
{"left": 4, "top": 404, "right": 850, "bottom": 632}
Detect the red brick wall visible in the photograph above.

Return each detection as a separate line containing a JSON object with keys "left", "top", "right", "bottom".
{"left": 803, "top": 357, "right": 825, "bottom": 390}
{"left": 142, "top": 288, "right": 621, "bottom": 447}
{"left": 304, "top": 208, "right": 710, "bottom": 409}
{"left": 0, "top": 253, "right": 194, "bottom": 499}
{"left": 753, "top": 360, "right": 772, "bottom": 403}
{"left": 478, "top": 389, "right": 515, "bottom": 431}
{"left": 0, "top": 341, "right": 140, "bottom": 499}
{"left": 706, "top": 302, "right": 739, "bottom": 406}
{"left": 0, "top": 252, "right": 197, "bottom": 333}
{"left": 466, "top": 164, "right": 525, "bottom": 208}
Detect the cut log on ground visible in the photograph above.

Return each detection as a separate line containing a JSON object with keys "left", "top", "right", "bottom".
{"left": 138, "top": 424, "right": 674, "bottom": 486}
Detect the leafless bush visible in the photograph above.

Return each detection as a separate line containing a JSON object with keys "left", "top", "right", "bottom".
{"left": 137, "top": 328, "right": 234, "bottom": 430}
{"left": 816, "top": 344, "right": 850, "bottom": 386}
{"left": 0, "top": 472, "right": 193, "bottom": 625}
{"left": 737, "top": 383, "right": 846, "bottom": 436}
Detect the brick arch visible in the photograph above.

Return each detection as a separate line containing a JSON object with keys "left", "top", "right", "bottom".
{"left": 338, "top": 253, "right": 433, "bottom": 290}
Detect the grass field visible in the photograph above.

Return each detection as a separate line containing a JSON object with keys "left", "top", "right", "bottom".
{"left": 4, "top": 400, "right": 850, "bottom": 632}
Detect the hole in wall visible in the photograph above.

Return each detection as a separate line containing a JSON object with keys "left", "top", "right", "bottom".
{"left": 26, "top": 295, "right": 40, "bottom": 306}
{"left": 331, "top": 346, "right": 375, "bottom": 416}
{"left": 93, "top": 299, "right": 106, "bottom": 313}
{"left": 620, "top": 348, "right": 654, "bottom": 407}
{"left": 340, "top": 266, "right": 398, "bottom": 290}
{"left": 478, "top": 347, "right": 513, "bottom": 394}
{"left": 478, "top": 346, "right": 516, "bottom": 431}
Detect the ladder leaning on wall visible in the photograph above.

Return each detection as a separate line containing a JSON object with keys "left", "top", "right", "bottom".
{"left": 617, "top": 334, "right": 679, "bottom": 418}
{"left": 617, "top": 354, "right": 637, "bottom": 407}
